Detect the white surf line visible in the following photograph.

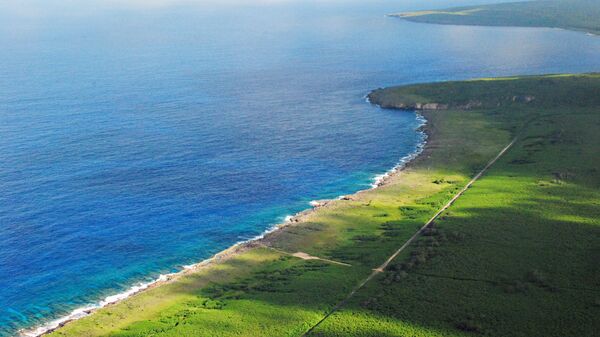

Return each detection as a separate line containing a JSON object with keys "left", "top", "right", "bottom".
{"left": 258, "top": 244, "right": 352, "bottom": 267}
{"left": 301, "top": 136, "right": 518, "bottom": 336}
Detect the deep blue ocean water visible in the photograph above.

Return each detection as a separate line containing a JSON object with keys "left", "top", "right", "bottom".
{"left": 1, "top": 0, "right": 600, "bottom": 335}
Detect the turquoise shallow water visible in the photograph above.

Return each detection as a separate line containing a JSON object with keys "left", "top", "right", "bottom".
{"left": 1, "top": 0, "right": 600, "bottom": 335}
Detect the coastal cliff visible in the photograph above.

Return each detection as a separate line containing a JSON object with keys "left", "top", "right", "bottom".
{"left": 368, "top": 86, "right": 537, "bottom": 111}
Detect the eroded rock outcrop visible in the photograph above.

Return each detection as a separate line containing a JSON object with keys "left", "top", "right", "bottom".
{"left": 512, "top": 95, "right": 535, "bottom": 103}
{"left": 378, "top": 102, "right": 449, "bottom": 110}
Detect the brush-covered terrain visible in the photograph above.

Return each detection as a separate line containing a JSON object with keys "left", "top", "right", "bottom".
{"left": 49, "top": 74, "right": 600, "bottom": 337}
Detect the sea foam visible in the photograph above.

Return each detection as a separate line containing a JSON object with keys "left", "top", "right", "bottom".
{"left": 370, "top": 113, "right": 427, "bottom": 188}
{"left": 19, "top": 273, "right": 177, "bottom": 337}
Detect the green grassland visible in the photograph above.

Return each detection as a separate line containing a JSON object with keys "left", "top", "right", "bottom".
{"left": 48, "top": 74, "right": 600, "bottom": 337}
{"left": 392, "top": 0, "right": 600, "bottom": 35}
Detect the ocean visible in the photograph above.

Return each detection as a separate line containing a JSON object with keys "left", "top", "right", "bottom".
{"left": 1, "top": 0, "right": 600, "bottom": 335}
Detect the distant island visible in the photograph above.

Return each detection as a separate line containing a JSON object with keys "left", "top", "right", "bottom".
{"left": 391, "top": 0, "right": 600, "bottom": 35}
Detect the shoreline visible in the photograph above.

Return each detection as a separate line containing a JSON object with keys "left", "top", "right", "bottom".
{"left": 19, "top": 102, "right": 429, "bottom": 337}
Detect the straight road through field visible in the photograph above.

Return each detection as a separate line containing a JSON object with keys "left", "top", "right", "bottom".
{"left": 301, "top": 136, "right": 519, "bottom": 336}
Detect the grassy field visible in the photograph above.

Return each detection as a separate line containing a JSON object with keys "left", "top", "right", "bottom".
{"left": 48, "top": 74, "right": 600, "bottom": 337}
{"left": 391, "top": 0, "right": 600, "bottom": 35}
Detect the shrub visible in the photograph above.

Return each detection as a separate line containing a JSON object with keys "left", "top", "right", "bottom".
{"left": 455, "top": 320, "right": 481, "bottom": 333}
{"left": 526, "top": 269, "right": 548, "bottom": 286}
